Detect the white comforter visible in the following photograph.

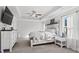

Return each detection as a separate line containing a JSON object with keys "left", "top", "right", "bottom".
{"left": 29, "top": 31, "right": 56, "bottom": 40}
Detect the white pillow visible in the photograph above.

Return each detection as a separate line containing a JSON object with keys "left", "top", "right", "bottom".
{"left": 45, "top": 32, "right": 53, "bottom": 40}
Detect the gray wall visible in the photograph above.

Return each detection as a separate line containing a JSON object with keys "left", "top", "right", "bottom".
{"left": 0, "top": 6, "right": 4, "bottom": 52}
{"left": 17, "top": 20, "right": 45, "bottom": 39}
{"left": 0, "top": 6, "right": 4, "bottom": 21}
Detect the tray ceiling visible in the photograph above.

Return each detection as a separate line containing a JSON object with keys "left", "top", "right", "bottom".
{"left": 16, "top": 6, "right": 61, "bottom": 19}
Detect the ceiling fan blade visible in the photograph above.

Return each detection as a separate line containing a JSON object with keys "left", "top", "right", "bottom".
{"left": 32, "top": 10, "right": 36, "bottom": 13}
{"left": 24, "top": 13, "right": 31, "bottom": 14}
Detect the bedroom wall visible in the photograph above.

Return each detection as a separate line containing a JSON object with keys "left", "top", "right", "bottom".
{"left": 0, "top": 6, "right": 4, "bottom": 24}
{"left": 0, "top": 6, "right": 4, "bottom": 21}
{"left": 39, "top": 7, "right": 79, "bottom": 38}
{"left": 43, "top": 7, "right": 79, "bottom": 37}
{"left": 17, "top": 20, "right": 44, "bottom": 39}
{"left": 58, "top": 17, "right": 64, "bottom": 36}
{"left": 0, "top": 6, "right": 4, "bottom": 52}
{"left": 8, "top": 6, "right": 21, "bottom": 17}
{"left": 53, "top": 7, "right": 79, "bottom": 36}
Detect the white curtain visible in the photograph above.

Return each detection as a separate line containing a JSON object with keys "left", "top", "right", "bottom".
{"left": 67, "top": 12, "right": 79, "bottom": 51}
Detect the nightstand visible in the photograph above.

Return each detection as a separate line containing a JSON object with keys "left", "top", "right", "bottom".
{"left": 55, "top": 37, "right": 66, "bottom": 48}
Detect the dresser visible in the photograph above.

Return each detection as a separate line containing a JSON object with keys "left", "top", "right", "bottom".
{"left": 1, "top": 30, "right": 17, "bottom": 53}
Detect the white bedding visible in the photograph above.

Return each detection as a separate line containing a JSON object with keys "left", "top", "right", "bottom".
{"left": 45, "top": 32, "right": 56, "bottom": 40}
{"left": 29, "top": 31, "right": 56, "bottom": 47}
{"left": 29, "top": 31, "right": 56, "bottom": 40}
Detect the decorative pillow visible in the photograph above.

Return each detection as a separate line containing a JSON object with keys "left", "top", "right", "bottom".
{"left": 45, "top": 32, "right": 53, "bottom": 40}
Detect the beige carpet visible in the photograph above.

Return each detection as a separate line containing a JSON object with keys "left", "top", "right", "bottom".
{"left": 12, "top": 39, "right": 77, "bottom": 53}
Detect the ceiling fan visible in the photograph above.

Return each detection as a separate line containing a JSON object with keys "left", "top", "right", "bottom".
{"left": 24, "top": 10, "right": 42, "bottom": 19}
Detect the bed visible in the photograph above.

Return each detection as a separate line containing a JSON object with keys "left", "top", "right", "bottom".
{"left": 29, "top": 31, "right": 56, "bottom": 47}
